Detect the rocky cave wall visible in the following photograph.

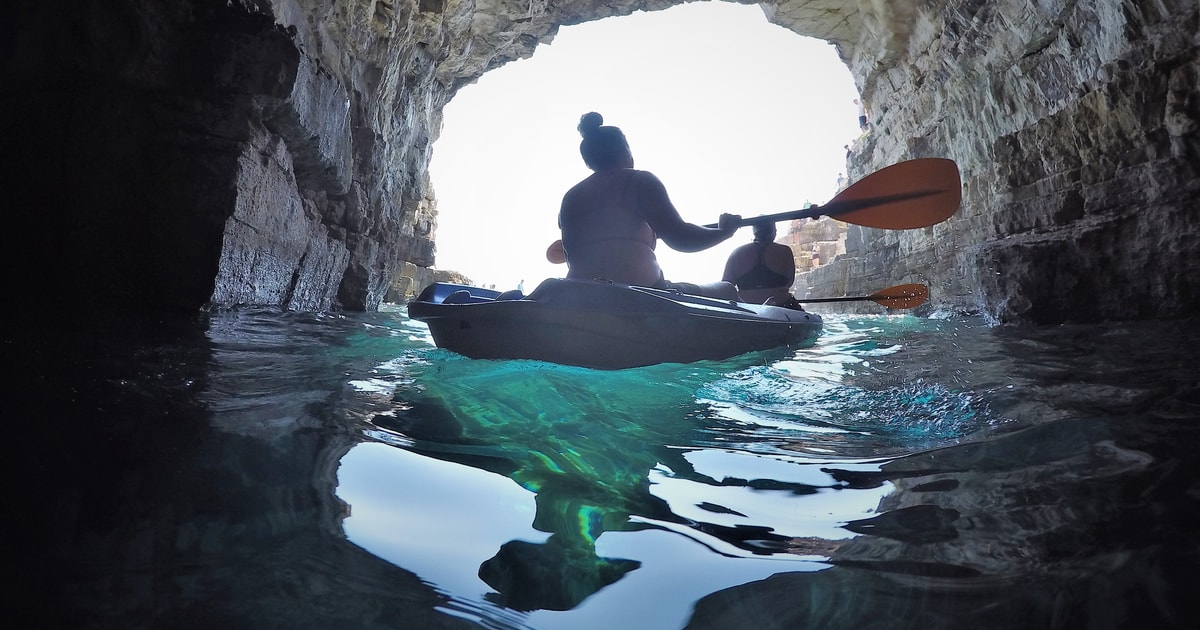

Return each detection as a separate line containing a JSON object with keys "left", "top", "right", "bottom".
{"left": 4, "top": 0, "right": 1196, "bottom": 323}
{"left": 794, "top": 0, "right": 1199, "bottom": 323}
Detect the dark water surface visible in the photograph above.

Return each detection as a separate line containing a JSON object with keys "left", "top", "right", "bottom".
{"left": 8, "top": 305, "right": 1200, "bottom": 629}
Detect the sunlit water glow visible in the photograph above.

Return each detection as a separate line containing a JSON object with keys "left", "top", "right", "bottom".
{"left": 15, "top": 304, "right": 1199, "bottom": 629}
{"left": 339, "top": 316, "right": 951, "bottom": 627}
{"left": 323, "top": 306, "right": 1198, "bottom": 629}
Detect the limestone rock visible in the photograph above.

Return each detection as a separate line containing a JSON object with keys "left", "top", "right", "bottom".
{"left": 812, "top": 0, "right": 1200, "bottom": 322}
{"left": 3, "top": 0, "right": 1196, "bottom": 324}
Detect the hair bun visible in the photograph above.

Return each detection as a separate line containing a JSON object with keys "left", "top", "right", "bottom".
{"left": 577, "top": 112, "right": 604, "bottom": 137}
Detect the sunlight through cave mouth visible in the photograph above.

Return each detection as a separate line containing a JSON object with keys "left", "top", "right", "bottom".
{"left": 428, "top": 1, "right": 863, "bottom": 292}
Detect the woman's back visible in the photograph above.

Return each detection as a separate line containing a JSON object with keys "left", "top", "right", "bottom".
{"left": 559, "top": 170, "right": 662, "bottom": 286}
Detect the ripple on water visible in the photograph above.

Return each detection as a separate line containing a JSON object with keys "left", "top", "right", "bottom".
{"left": 688, "top": 316, "right": 1000, "bottom": 460}
{"left": 335, "top": 310, "right": 1200, "bottom": 629}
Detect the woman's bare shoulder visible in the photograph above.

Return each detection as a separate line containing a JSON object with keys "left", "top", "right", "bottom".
{"left": 628, "top": 169, "right": 664, "bottom": 185}
{"left": 628, "top": 170, "right": 669, "bottom": 202}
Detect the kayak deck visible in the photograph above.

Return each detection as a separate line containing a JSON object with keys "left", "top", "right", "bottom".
{"left": 407, "top": 278, "right": 822, "bottom": 369}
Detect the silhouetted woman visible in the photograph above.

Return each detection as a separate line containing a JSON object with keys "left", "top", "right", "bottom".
{"left": 557, "top": 112, "right": 740, "bottom": 298}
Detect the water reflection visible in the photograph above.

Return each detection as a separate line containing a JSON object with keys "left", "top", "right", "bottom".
{"left": 688, "top": 411, "right": 1200, "bottom": 629}
{"left": 325, "top": 310, "right": 1199, "bottom": 628}
{"left": 336, "top": 316, "right": 997, "bottom": 627}
{"left": 345, "top": 357, "right": 832, "bottom": 623}
{"left": 339, "top": 443, "right": 544, "bottom": 603}
{"left": 14, "top": 305, "right": 1197, "bottom": 628}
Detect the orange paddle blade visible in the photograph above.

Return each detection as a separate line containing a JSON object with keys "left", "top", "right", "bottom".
{"left": 869, "top": 283, "right": 929, "bottom": 309}
{"left": 825, "top": 158, "right": 961, "bottom": 229}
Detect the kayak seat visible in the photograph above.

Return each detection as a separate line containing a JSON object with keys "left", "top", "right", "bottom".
{"left": 494, "top": 290, "right": 525, "bottom": 301}
{"left": 444, "top": 290, "right": 492, "bottom": 305}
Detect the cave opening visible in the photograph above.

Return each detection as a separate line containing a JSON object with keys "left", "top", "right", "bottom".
{"left": 428, "top": 1, "right": 862, "bottom": 292}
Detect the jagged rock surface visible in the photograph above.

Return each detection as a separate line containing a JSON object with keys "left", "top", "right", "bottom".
{"left": 3, "top": 0, "right": 1196, "bottom": 323}
{"left": 791, "top": 0, "right": 1199, "bottom": 322}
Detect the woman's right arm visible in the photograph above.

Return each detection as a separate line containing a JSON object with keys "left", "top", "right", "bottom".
{"left": 636, "top": 171, "right": 739, "bottom": 253}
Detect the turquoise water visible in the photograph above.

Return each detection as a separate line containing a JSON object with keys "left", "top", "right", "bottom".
{"left": 343, "top": 310, "right": 1196, "bottom": 628}
{"left": 9, "top": 306, "right": 1199, "bottom": 628}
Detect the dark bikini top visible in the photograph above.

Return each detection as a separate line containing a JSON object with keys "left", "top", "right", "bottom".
{"left": 735, "top": 243, "right": 791, "bottom": 289}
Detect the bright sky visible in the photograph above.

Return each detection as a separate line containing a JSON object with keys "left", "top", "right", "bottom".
{"left": 429, "top": 0, "right": 862, "bottom": 290}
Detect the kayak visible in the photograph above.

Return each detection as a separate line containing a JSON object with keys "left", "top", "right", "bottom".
{"left": 408, "top": 279, "right": 822, "bottom": 369}
{"left": 407, "top": 278, "right": 822, "bottom": 369}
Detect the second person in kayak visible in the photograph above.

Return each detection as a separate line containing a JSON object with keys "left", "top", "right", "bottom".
{"left": 722, "top": 219, "right": 803, "bottom": 308}
{"left": 558, "top": 112, "right": 741, "bottom": 299}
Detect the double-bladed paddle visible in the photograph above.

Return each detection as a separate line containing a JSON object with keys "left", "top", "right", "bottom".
{"left": 547, "top": 157, "right": 961, "bottom": 263}
{"left": 801, "top": 283, "right": 929, "bottom": 310}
